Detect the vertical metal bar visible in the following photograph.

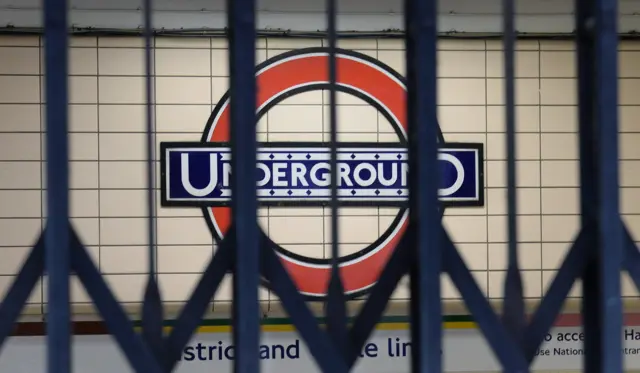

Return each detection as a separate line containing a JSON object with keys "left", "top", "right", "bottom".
{"left": 43, "top": 0, "right": 71, "bottom": 371}
{"left": 501, "top": 0, "right": 525, "bottom": 345}
{"left": 575, "top": 0, "right": 602, "bottom": 371}
{"left": 325, "top": 0, "right": 348, "bottom": 358}
{"left": 141, "top": 0, "right": 164, "bottom": 360}
{"left": 594, "top": 0, "right": 623, "bottom": 368}
{"left": 227, "top": 0, "right": 260, "bottom": 370}
{"left": 404, "top": 0, "right": 441, "bottom": 371}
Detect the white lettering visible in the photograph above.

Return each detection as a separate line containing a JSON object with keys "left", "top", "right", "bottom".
{"left": 257, "top": 163, "right": 270, "bottom": 187}
{"left": 353, "top": 163, "right": 376, "bottom": 187}
{"left": 310, "top": 163, "right": 330, "bottom": 187}
{"left": 272, "top": 163, "right": 287, "bottom": 187}
{"left": 181, "top": 153, "right": 218, "bottom": 197}
{"left": 291, "top": 163, "right": 309, "bottom": 187}
{"left": 378, "top": 163, "right": 397, "bottom": 186}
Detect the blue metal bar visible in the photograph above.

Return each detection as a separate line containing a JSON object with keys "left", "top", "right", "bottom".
{"left": 347, "top": 226, "right": 411, "bottom": 368}
{"left": 71, "top": 229, "right": 163, "bottom": 373}
{"left": 163, "top": 229, "right": 235, "bottom": 371}
{"left": 0, "top": 236, "right": 44, "bottom": 351}
{"left": 141, "top": 0, "right": 164, "bottom": 360}
{"left": 324, "top": 0, "right": 349, "bottom": 360}
{"left": 443, "top": 229, "right": 528, "bottom": 371}
{"left": 42, "top": 0, "right": 72, "bottom": 370}
{"left": 501, "top": 0, "right": 525, "bottom": 345}
{"left": 624, "top": 227, "right": 640, "bottom": 290}
{"left": 404, "top": 0, "right": 442, "bottom": 370}
{"left": 595, "top": 0, "right": 623, "bottom": 367}
{"left": 575, "top": 0, "right": 603, "bottom": 370}
{"left": 523, "top": 227, "right": 592, "bottom": 361}
{"left": 260, "top": 236, "right": 348, "bottom": 373}
{"left": 226, "top": 0, "right": 260, "bottom": 370}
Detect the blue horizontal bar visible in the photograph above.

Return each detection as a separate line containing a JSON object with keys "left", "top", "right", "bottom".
{"left": 161, "top": 142, "right": 483, "bottom": 206}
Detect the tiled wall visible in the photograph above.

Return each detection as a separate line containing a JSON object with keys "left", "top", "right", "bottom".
{"left": 1, "top": 34, "right": 640, "bottom": 314}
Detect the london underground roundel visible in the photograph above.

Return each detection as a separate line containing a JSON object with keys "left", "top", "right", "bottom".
{"left": 160, "top": 47, "right": 484, "bottom": 299}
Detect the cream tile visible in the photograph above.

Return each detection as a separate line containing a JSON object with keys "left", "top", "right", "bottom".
{"left": 100, "top": 218, "right": 149, "bottom": 245}
{"left": 70, "top": 37, "right": 97, "bottom": 47}
{"left": 69, "top": 105, "right": 98, "bottom": 132}
{"left": 540, "top": 79, "right": 577, "bottom": 105}
{"left": 70, "top": 190, "right": 99, "bottom": 218}
{"left": 69, "top": 48, "right": 98, "bottom": 75}
{"left": 98, "top": 37, "right": 145, "bottom": 48}
{"left": 377, "top": 50, "right": 404, "bottom": 76}
{"left": 155, "top": 48, "right": 210, "bottom": 76}
{"left": 621, "top": 134, "right": 640, "bottom": 159}
{"left": 98, "top": 105, "right": 146, "bottom": 132}
{"left": 439, "top": 79, "right": 486, "bottom": 105}
{"left": 541, "top": 134, "right": 578, "bottom": 160}
{"left": 99, "top": 161, "right": 147, "bottom": 189}
{"left": 268, "top": 105, "right": 322, "bottom": 133}
{"left": 439, "top": 40, "right": 486, "bottom": 51}
{"left": 438, "top": 51, "right": 485, "bottom": 77}
{"left": 487, "top": 215, "right": 541, "bottom": 243}
{"left": 486, "top": 133, "right": 540, "bottom": 160}
{"left": 624, "top": 215, "right": 640, "bottom": 242}
{"left": 0, "top": 247, "right": 32, "bottom": 275}
{"left": 376, "top": 39, "right": 404, "bottom": 50}
{"left": 158, "top": 245, "right": 213, "bottom": 273}
{"left": 0, "top": 133, "right": 40, "bottom": 160}
{"left": 539, "top": 40, "right": 574, "bottom": 51}
{"left": 541, "top": 161, "right": 579, "bottom": 187}
{"left": 621, "top": 106, "right": 640, "bottom": 132}
{"left": 0, "top": 76, "right": 39, "bottom": 103}
{"left": 100, "top": 245, "right": 148, "bottom": 274}
{"left": 0, "top": 162, "right": 40, "bottom": 189}
{"left": 487, "top": 78, "right": 539, "bottom": 105}
{"left": 621, "top": 79, "right": 640, "bottom": 105}
{"left": 98, "top": 48, "right": 145, "bottom": 75}
{"left": 543, "top": 271, "right": 581, "bottom": 298}
{"left": 156, "top": 38, "right": 210, "bottom": 49}
{"left": 100, "top": 190, "right": 146, "bottom": 217}
{"left": 0, "top": 191, "right": 40, "bottom": 218}
{"left": 443, "top": 215, "right": 487, "bottom": 242}
{"left": 0, "top": 218, "right": 41, "bottom": 246}
{"left": 541, "top": 242, "right": 571, "bottom": 270}
{"left": 156, "top": 77, "right": 211, "bottom": 104}
{"left": 486, "top": 51, "right": 540, "bottom": 78}
{"left": 268, "top": 216, "right": 324, "bottom": 245}
{"left": 487, "top": 187, "right": 541, "bottom": 215}
{"left": 323, "top": 215, "right": 379, "bottom": 244}
{"left": 99, "top": 77, "right": 145, "bottom": 104}
{"left": 0, "top": 104, "right": 40, "bottom": 132}
{"left": 622, "top": 188, "right": 640, "bottom": 214}
{"left": 442, "top": 271, "right": 488, "bottom": 299}
{"left": 72, "top": 218, "right": 100, "bottom": 246}
{"left": 0, "top": 36, "right": 39, "bottom": 47}
{"left": 0, "top": 47, "right": 40, "bottom": 74}
{"left": 156, "top": 105, "right": 211, "bottom": 133}
{"left": 622, "top": 161, "right": 640, "bottom": 187}
{"left": 541, "top": 215, "right": 580, "bottom": 242}
{"left": 157, "top": 217, "right": 211, "bottom": 245}
{"left": 488, "top": 243, "right": 542, "bottom": 270}
{"left": 540, "top": 106, "right": 577, "bottom": 133}
{"left": 284, "top": 244, "right": 323, "bottom": 259}
{"left": 104, "top": 274, "right": 146, "bottom": 303}
{"left": 438, "top": 106, "right": 486, "bottom": 133}
{"left": 323, "top": 105, "right": 378, "bottom": 133}
{"left": 486, "top": 106, "right": 540, "bottom": 133}
{"left": 456, "top": 243, "right": 488, "bottom": 270}
{"left": 267, "top": 39, "right": 322, "bottom": 49}
{"left": 620, "top": 52, "right": 640, "bottom": 77}
{"left": 487, "top": 160, "right": 541, "bottom": 187}
{"left": 541, "top": 188, "right": 579, "bottom": 214}
{"left": 540, "top": 51, "right": 575, "bottom": 78}
{"left": 99, "top": 133, "right": 146, "bottom": 160}
{"left": 487, "top": 40, "right": 539, "bottom": 51}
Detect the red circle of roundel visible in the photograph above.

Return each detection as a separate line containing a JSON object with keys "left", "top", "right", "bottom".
{"left": 204, "top": 49, "right": 409, "bottom": 297}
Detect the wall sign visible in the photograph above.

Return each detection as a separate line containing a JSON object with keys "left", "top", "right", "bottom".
{"left": 160, "top": 48, "right": 484, "bottom": 298}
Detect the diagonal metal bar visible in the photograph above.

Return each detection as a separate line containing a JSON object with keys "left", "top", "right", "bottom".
{"left": 523, "top": 226, "right": 592, "bottom": 361}
{"left": 0, "top": 234, "right": 45, "bottom": 352}
{"left": 70, "top": 228, "right": 163, "bottom": 373}
{"left": 501, "top": 0, "right": 526, "bottom": 345}
{"left": 347, "top": 224, "right": 412, "bottom": 368}
{"left": 404, "top": 0, "right": 442, "bottom": 370}
{"left": 324, "top": 0, "right": 349, "bottom": 359}
{"left": 261, "top": 234, "right": 348, "bottom": 373}
{"left": 163, "top": 229, "right": 235, "bottom": 372}
{"left": 140, "top": 0, "right": 164, "bottom": 361}
{"left": 43, "top": 0, "right": 72, "bottom": 370}
{"left": 442, "top": 228, "right": 528, "bottom": 372}
{"left": 226, "top": 0, "right": 261, "bottom": 370}
{"left": 622, "top": 224, "right": 640, "bottom": 291}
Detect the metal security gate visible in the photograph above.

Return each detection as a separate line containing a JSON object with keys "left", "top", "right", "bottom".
{"left": 0, "top": 0, "right": 632, "bottom": 372}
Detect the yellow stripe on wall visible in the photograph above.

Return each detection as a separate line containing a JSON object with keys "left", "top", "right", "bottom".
{"left": 154, "top": 321, "right": 478, "bottom": 335}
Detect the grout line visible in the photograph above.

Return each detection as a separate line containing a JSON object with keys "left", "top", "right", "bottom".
{"left": 484, "top": 40, "right": 491, "bottom": 297}
{"left": 153, "top": 36, "right": 160, "bottom": 281}
{"left": 38, "top": 34, "right": 45, "bottom": 315}
{"left": 538, "top": 40, "right": 544, "bottom": 295}
{"left": 96, "top": 37, "right": 102, "bottom": 274}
